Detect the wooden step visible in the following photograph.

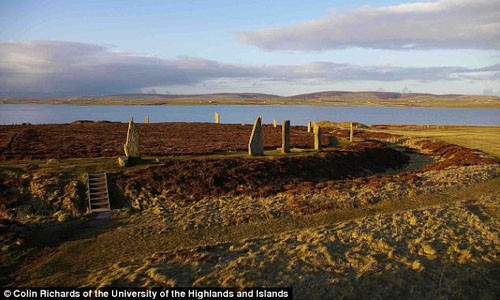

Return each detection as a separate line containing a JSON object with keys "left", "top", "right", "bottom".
{"left": 90, "top": 192, "right": 108, "bottom": 196}
{"left": 91, "top": 208, "right": 111, "bottom": 213}
{"left": 87, "top": 172, "right": 111, "bottom": 213}
{"left": 91, "top": 201, "right": 110, "bottom": 206}
{"left": 89, "top": 185, "right": 107, "bottom": 189}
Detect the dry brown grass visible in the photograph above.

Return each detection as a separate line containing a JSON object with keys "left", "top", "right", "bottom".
{"left": 371, "top": 125, "right": 500, "bottom": 158}
{"left": 3, "top": 178, "right": 499, "bottom": 290}
{"left": 1, "top": 124, "right": 499, "bottom": 299}
{"left": 82, "top": 182, "right": 500, "bottom": 299}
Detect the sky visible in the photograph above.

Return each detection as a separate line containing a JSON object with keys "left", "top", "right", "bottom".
{"left": 0, "top": 0, "right": 499, "bottom": 97}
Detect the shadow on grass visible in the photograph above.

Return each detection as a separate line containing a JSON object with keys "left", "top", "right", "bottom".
{"left": 290, "top": 259, "right": 499, "bottom": 300}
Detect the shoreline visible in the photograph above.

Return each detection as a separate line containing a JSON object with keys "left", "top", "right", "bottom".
{"left": 1, "top": 101, "right": 499, "bottom": 108}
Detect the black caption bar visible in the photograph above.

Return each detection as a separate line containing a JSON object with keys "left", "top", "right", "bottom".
{"left": 1, "top": 287, "right": 292, "bottom": 300}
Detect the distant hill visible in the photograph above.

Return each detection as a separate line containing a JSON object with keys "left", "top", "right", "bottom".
{"left": 292, "top": 90, "right": 476, "bottom": 100}
{"left": 106, "top": 93, "right": 280, "bottom": 99}
{"left": 1, "top": 91, "right": 499, "bottom": 108}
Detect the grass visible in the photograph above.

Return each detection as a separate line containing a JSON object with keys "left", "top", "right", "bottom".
{"left": 5, "top": 177, "right": 499, "bottom": 286}
{"left": 2, "top": 124, "right": 499, "bottom": 290}
{"left": 0, "top": 148, "right": 328, "bottom": 176}
{"left": 2, "top": 93, "right": 499, "bottom": 108}
{"left": 370, "top": 125, "right": 500, "bottom": 159}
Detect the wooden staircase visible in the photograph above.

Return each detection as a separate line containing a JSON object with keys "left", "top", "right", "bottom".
{"left": 87, "top": 173, "right": 111, "bottom": 212}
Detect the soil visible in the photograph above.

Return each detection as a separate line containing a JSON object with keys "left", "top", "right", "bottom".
{"left": 0, "top": 123, "right": 328, "bottom": 160}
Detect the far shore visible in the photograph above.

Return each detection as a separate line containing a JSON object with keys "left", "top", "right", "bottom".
{"left": 1, "top": 91, "right": 499, "bottom": 108}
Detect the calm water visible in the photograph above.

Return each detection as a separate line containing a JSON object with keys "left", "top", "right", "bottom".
{"left": 0, "top": 104, "right": 498, "bottom": 126}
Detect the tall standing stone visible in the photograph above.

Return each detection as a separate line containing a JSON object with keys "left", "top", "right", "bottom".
{"left": 282, "top": 120, "right": 290, "bottom": 153}
{"left": 248, "top": 117, "right": 264, "bottom": 156}
{"left": 314, "top": 125, "right": 322, "bottom": 151}
{"left": 350, "top": 122, "right": 354, "bottom": 143}
{"left": 313, "top": 121, "right": 317, "bottom": 133}
{"left": 273, "top": 120, "right": 277, "bottom": 127}
{"left": 214, "top": 112, "right": 220, "bottom": 124}
{"left": 307, "top": 121, "right": 312, "bottom": 133}
{"left": 124, "top": 119, "right": 140, "bottom": 158}
{"left": 145, "top": 115, "right": 149, "bottom": 124}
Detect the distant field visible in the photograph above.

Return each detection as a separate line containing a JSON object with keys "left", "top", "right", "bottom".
{"left": 371, "top": 125, "right": 500, "bottom": 158}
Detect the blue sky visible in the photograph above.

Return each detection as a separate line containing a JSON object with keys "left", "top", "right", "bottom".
{"left": 0, "top": 0, "right": 499, "bottom": 96}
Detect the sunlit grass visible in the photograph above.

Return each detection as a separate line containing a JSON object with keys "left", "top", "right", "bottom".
{"left": 371, "top": 125, "right": 500, "bottom": 158}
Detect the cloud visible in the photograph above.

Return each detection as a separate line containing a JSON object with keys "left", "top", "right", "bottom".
{"left": 238, "top": 0, "right": 500, "bottom": 50}
{"left": 0, "top": 41, "right": 498, "bottom": 96}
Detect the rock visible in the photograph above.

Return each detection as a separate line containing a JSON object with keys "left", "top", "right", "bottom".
{"left": 282, "top": 120, "right": 290, "bottom": 153}
{"left": 314, "top": 125, "right": 322, "bottom": 150}
{"left": 118, "top": 156, "right": 128, "bottom": 167}
{"left": 124, "top": 119, "right": 140, "bottom": 158}
{"left": 350, "top": 122, "right": 354, "bottom": 143}
{"left": 307, "top": 121, "right": 312, "bottom": 133}
{"left": 145, "top": 115, "right": 150, "bottom": 124}
{"left": 214, "top": 112, "right": 220, "bottom": 124}
{"left": 248, "top": 117, "right": 264, "bottom": 156}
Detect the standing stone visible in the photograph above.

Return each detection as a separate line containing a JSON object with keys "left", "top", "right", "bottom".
{"left": 350, "top": 122, "right": 354, "bottom": 143}
{"left": 124, "top": 119, "right": 140, "bottom": 158}
{"left": 214, "top": 112, "right": 220, "bottom": 124}
{"left": 307, "top": 120, "right": 312, "bottom": 133}
{"left": 313, "top": 121, "right": 317, "bottom": 133}
{"left": 145, "top": 115, "right": 150, "bottom": 124}
{"left": 248, "top": 117, "right": 264, "bottom": 156}
{"left": 314, "top": 125, "right": 322, "bottom": 151}
{"left": 117, "top": 156, "right": 128, "bottom": 167}
{"left": 273, "top": 120, "right": 277, "bottom": 127}
{"left": 282, "top": 120, "right": 290, "bottom": 153}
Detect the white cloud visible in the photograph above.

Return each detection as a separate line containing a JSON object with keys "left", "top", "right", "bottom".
{"left": 0, "top": 41, "right": 498, "bottom": 96}
{"left": 238, "top": 0, "right": 500, "bottom": 50}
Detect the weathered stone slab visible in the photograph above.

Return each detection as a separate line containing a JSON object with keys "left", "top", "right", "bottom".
{"left": 214, "top": 112, "right": 220, "bottom": 124}
{"left": 314, "top": 125, "right": 322, "bottom": 151}
{"left": 282, "top": 120, "right": 290, "bottom": 153}
{"left": 312, "top": 121, "right": 317, "bottom": 133}
{"left": 350, "top": 122, "right": 354, "bottom": 143}
{"left": 273, "top": 120, "right": 277, "bottom": 127}
{"left": 248, "top": 117, "right": 264, "bottom": 156}
{"left": 117, "top": 156, "right": 128, "bottom": 167}
{"left": 124, "top": 119, "right": 140, "bottom": 158}
{"left": 145, "top": 115, "right": 149, "bottom": 124}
